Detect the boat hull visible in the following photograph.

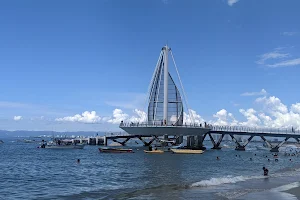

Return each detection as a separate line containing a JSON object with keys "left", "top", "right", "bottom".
{"left": 144, "top": 150, "right": 164, "bottom": 154}
{"left": 99, "top": 148, "right": 134, "bottom": 153}
{"left": 44, "top": 144, "right": 85, "bottom": 149}
{"left": 171, "top": 149, "right": 203, "bottom": 154}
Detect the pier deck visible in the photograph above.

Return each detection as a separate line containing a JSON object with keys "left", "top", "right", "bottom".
{"left": 120, "top": 123, "right": 300, "bottom": 152}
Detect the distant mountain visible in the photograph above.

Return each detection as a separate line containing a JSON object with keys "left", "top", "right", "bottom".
{"left": 0, "top": 130, "right": 108, "bottom": 138}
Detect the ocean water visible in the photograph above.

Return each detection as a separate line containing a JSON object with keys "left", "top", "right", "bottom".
{"left": 1, "top": 138, "right": 300, "bottom": 200}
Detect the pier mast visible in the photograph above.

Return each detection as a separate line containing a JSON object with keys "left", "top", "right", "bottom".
{"left": 163, "top": 45, "right": 169, "bottom": 125}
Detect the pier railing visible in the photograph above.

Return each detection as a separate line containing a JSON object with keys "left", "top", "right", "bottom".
{"left": 120, "top": 122, "right": 300, "bottom": 135}
{"left": 119, "top": 122, "right": 209, "bottom": 128}
{"left": 211, "top": 126, "right": 300, "bottom": 135}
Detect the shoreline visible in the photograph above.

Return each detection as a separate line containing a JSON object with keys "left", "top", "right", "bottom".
{"left": 284, "top": 185, "right": 300, "bottom": 199}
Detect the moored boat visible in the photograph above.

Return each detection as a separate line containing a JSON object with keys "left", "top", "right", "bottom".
{"left": 99, "top": 148, "right": 134, "bottom": 153}
{"left": 171, "top": 149, "right": 203, "bottom": 154}
{"left": 44, "top": 144, "right": 85, "bottom": 149}
{"left": 144, "top": 150, "right": 164, "bottom": 154}
{"left": 39, "top": 139, "right": 85, "bottom": 149}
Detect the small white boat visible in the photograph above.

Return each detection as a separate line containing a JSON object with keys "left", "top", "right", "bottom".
{"left": 40, "top": 140, "right": 85, "bottom": 149}
{"left": 171, "top": 149, "right": 203, "bottom": 154}
{"left": 44, "top": 144, "right": 85, "bottom": 149}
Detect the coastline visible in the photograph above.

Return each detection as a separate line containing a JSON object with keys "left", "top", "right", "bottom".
{"left": 284, "top": 185, "right": 300, "bottom": 199}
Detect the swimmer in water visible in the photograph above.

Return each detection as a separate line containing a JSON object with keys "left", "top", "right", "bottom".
{"left": 77, "top": 159, "right": 80, "bottom": 164}
{"left": 263, "top": 167, "right": 269, "bottom": 176}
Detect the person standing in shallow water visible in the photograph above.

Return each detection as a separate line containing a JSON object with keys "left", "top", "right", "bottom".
{"left": 263, "top": 167, "right": 268, "bottom": 176}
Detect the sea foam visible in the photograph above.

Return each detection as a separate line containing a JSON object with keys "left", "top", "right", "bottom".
{"left": 191, "top": 175, "right": 263, "bottom": 187}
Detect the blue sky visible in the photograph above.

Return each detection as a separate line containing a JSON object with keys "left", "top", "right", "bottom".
{"left": 1, "top": 0, "right": 300, "bottom": 131}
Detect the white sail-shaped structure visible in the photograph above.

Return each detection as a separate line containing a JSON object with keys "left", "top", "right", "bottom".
{"left": 147, "top": 46, "right": 183, "bottom": 126}
{"left": 120, "top": 45, "right": 210, "bottom": 136}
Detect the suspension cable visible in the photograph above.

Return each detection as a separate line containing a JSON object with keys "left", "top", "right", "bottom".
{"left": 170, "top": 50, "right": 195, "bottom": 124}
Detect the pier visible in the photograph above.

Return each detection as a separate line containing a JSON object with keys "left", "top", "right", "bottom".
{"left": 119, "top": 123, "right": 300, "bottom": 152}
{"left": 117, "top": 45, "right": 300, "bottom": 153}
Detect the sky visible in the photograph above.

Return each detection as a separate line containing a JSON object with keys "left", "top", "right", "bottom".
{"left": 1, "top": 0, "right": 300, "bottom": 132}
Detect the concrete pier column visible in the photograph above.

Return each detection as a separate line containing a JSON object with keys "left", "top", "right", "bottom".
{"left": 187, "top": 136, "right": 195, "bottom": 148}
{"left": 96, "top": 137, "right": 98, "bottom": 145}
{"left": 186, "top": 136, "right": 191, "bottom": 147}
{"left": 176, "top": 135, "right": 183, "bottom": 144}
{"left": 196, "top": 135, "right": 206, "bottom": 150}
{"left": 270, "top": 147, "right": 279, "bottom": 152}
{"left": 104, "top": 136, "right": 107, "bottom": 146}
{"left": 163, "top": 134, "right": 168, "bottom": 140}
{"left": 190, "top": 136, "right": 195, "bottom": 147}
{"left": 235, "top": 146, "right": 245, "bottom": 151}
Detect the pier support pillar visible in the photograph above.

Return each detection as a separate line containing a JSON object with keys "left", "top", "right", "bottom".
{"left": 235, "top": 146, "right": 246, "bottom": 151}
{"left": 176, "top": 135, "right": 183, "bottom": 145}
{"left": 138, "top": 136, "right": 157, "bottom": 146}
{"left": 260, "top": 136, "right": 272, "bottom": 148}
{"left": 187, "top": 136, "right": 195, "bottom": 148}
{"left": 104, "top": 136, "right": 108, "bottom": 146}
{"left": 208, "top": 133, "right": 224, "bottom": 150}
{"left": 196, "top": 135, "right": 206, "bottom": 150}
{"left": 163, "top": 134, "right": 168, "bottom": 140}
{"left": 230, "top": 135, "right": 253, "bottom": 151}
{"left": 270, "top": 147, "right": 279, "bottom": 152}
{"left": 269, "top": 137, "right": 290, "bottom": 152}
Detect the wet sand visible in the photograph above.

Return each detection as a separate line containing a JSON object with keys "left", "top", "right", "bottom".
{"left": 285, "top": 186, "right": 300, "bottom": 199}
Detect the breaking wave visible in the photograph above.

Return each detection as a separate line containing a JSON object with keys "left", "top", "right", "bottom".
{"left": 191, "top": 175, "right": 263, "bottom": 187}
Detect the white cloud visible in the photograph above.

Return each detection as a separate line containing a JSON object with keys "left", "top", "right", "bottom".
{"left": 281, "top": 32, "right": 299, "bottom": 36}
{"left": 55, "top": 111, "right": 101, "bottom": 123}
{"left": 227, "top": 0, "right": 239, "bottom": 6}
{"left": 252, "top": 96, "right": 300, "bottom": 129}
{"left": 107, "top": 109, "right": 129, "bottom": 124}
{"left": 258, "top": 113, "right": 273, "bottom": 127}
{"left": 256, "top": 96, "right": 288, "bottom": 114}
{"left": 228, "top": 113, "right": 239, "bottom": 126}
{"left": 267, "top": 58, "right": 300, "bottom": 68}
{"left": 212, "top": 109, "right": 238, "bottom": 126}
{"left": 257, "top": 48, "right": 300, "bottom": 68}
{"left": 239, "top": 108, "right": 261, "bottom": 127}
{"left": 13, "top": 116, "right": 22, "bottom": 121}
{"left": 241, "top": 89, "right": 267, "bottom": 96}
{"left": 183, "top": 109, "right": 204, "bottom": 125}
{"left": 256, "top": 51, "right": 289, "bottom": 65}
{"left": 291, "top": 103, "right": 300, "bottom": 114}
{"left": 129, "top": 109, "right": 147, "bottom": 123}
{"left": 213, "top": 109, "right": 228, "bottom": 126}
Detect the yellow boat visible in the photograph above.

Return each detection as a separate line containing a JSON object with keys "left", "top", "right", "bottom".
{"left": 144, "top": 150, "right": 164, "bottom": 154}
{"left": 171, "top": 149, "right": 203, "bottom": 154}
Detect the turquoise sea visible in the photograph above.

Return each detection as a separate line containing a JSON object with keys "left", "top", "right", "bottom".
{"left": 1, "top": 137, "right": 300, "bottom": 200}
